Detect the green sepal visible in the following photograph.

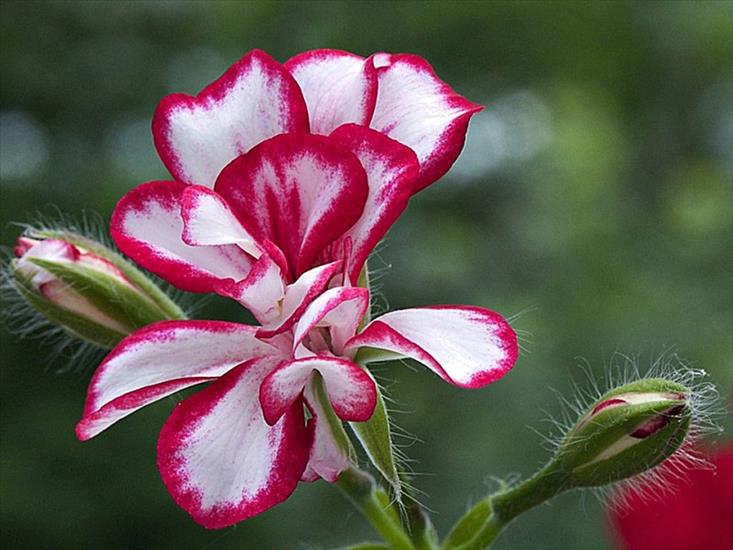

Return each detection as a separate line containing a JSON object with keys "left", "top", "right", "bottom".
{"left": 13, "top": 271, "right": 126, "bottom": 348}
{"left": 441, "top": 499, "right": 491, "bottom": 549}
{"left": 312, "top": 372, "right": 356, "bottom": 461}
{"left": 29, "top": 258, "right": 169, "bottom": 330}
{"left": 555, "top": 379, "right": 690, "bottom": 486}
{"left": 30, "top": 229, "right": 185, "bottom": 320}
{"left": 356, "top": 262, "right": 371, "bottom": 331}
{"left": 349, "top": 379, "right": 402, "bottom": 499}
{"left": 570, "top": 410, "right": 690, "bottom": 487}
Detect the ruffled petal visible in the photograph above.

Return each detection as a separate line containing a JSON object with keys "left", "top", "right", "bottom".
{"left": 329, "top": 124, "right": 419, "bottom": 283}
{"left": 157, "top": 357, "right": 310, "bottom": 529}
{"left": 257, "top": 260, "right": 343, "bottom": 338}
{"left": 180, "top": 185, "right": 262, "bottom": 258}
{"left": 111, "top": 180, "right": 253, "bottom": 292}
{"left": 259, "top": 356, "right": 376, "bottom": 425}
{"left": 214, "top": 133, "right": 368, "bottom": 277}
{"left": 285, "top": 49, "right": 377, "bottom": 135}
{"left": 214, "top": 254, "right": 285, "bottom": 324}
{"left": 370, "top": 54, "right": 482, "bottom": 191}
{"left": 76, "top": 321, "right": 277, "bottom": 440}
{"left": 300, "top": 378, "right": 350, "bottom": 482}
{"left": 153, "top": 49, "right": 309, "bottom": 187}
{"left": 292, "top": 286, "right": 370, "bottom": 355}
{"left": 345, "top": 306, "right": 518, "bottom": 389}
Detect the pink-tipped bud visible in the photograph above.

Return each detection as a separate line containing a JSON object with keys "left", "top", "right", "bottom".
{"left": 552, "top": 381, "right": 691, "bottom": 488}
{"left": 10, "top": 231, "right": 184, "bottom": 347}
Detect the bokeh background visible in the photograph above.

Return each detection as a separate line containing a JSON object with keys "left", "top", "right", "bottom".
{"left": 1, "top": 1, "right": 731, "bottom": 549}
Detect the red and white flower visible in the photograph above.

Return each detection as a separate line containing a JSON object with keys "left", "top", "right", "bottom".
{"left": 77, "top": 49, "right": 516, "bottom": 529}
{"left": 77, "top": 286, "right": 517, "bottom": 528}
{"left": 114, "top": 48, "right": 481, "bottom": 308}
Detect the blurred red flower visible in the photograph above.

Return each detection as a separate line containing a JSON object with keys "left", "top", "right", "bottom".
{"left": 608, "top": 443, "right": 733, "bottom": 550}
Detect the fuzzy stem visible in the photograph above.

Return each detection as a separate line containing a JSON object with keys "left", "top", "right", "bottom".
{"left": 457, "top": 467, "right": 569, "bottom": 549}
{"left": 337, "top": 467, "right": 415, "bottom": 550}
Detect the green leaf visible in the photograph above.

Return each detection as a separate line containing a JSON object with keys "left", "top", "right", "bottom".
{"left": 349, "top": 379, "right": 402, "bottom": 500}
{"left": 441, "top": 500, "right": 491, "bottom": 549}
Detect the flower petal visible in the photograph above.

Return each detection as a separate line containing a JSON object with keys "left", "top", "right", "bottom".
{"left": 153, "top": 49, "right": 309, "bottom": 187}
{"left": 257, "top": 260, "right": 343, "bottom": 338}
{"left": 214, "top": 253, "right": 285, "bottom": 324}
{"left": 292, "top": 286, "right": 370, "bottom": 355}
{"left": 329, "top": 124, "right": 419, "bottom": 283}
{"left": 285, "top": 49, "right": 377, "bottom": 135}
{"left": 180, "top": 185, "right": 262, "bottom": 258}
{"left": 157, "top": 357, "right": 310, "bottom": 529}
{"left": 111, "top": 180, "right": 253, "bottom": 292}
{"left": 370, "top": 54, "right": 482, "bottom": 191}
{"left": 76, "top": 321, "right": 277, "bottom": 440}
{"left": 300, "top": 378, "right": 350, "bottom": 482}
{"left": 260, "top": 356, "right": 376, "bottom": 425}
{"left": 345, "top": 306, "right": 518, "bottom": 389}
{"left": 215, "top": 133, "right": 369, "bottom": 277}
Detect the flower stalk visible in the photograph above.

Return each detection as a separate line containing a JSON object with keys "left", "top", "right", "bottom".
{"left": 337, "top": 467, "right": 415, "bottom": 550}
{"left": 444, "top": 377, "right": 696, "bottom": 549}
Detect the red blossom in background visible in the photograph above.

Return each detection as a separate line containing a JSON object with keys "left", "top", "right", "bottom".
{"left": 607, "top": 443, "right": 733, "bottom": 550}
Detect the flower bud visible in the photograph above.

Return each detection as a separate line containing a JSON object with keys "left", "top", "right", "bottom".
{"left": 10, "top": 230, "right": 185, "bottom": 347}
{"left": 555, "top": 379, "right": 690, "bottom": 487}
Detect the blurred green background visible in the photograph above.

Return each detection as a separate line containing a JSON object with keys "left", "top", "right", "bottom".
{"left": 1, "top": 1, "right": 731, "bottom": 549}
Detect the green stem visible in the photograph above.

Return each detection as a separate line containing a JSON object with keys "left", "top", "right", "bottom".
{"left": 457, "top": 468, "right": 569, "bottom": 549}
{"left": 337, "top": 467, "right": 415, "bottom": 550}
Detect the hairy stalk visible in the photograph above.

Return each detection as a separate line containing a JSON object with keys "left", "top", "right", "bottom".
{"left": 337, "top": 467, "right": 415, "bottom": 550}
{"left": 456, "top": 467, "right": 568, "bottom": 549}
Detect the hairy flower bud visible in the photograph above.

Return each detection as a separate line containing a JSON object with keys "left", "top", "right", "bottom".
{"left": 556, "top": 379, "right": 690, "bottom": 487}
{"left": 10, "top": 230, "right": 185, "bottom": 347}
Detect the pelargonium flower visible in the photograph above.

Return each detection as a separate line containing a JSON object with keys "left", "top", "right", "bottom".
{"left": 77, "top": 283, "right": 517, "bottom": 528}
{"left": 114, "top": 48, "right": 481, "bottom": 307}
{"left": 76, "top": 48, "right": 517, "bottom": 529}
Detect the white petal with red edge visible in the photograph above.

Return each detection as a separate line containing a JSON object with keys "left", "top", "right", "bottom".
{"left": 345, "top": 306, "right": 518, "bottom": 389}
{"left": 111, "top": 181, "right": 253, "bottom": 293}
{"left": 259, "top": 356, "right": 376, "bottom": 425}
{"left": 181, "top": 185, "right": 262, "bottom": 258}
{"left": 215, "top": 254, "right": 285, "bottom": 324}
{"left": 286, "top": 49, "right": 377, "bottom": 135}
{"left": 257, "top": 260, "right": 342, "bottom": 338}
{"left": 214, "top": 133, "right": 368, "bottom": 277}
{"left": 329, "top": 124, "right": 419, "bottom": 283}
{"left": 301, "top": 378, "right": 350, "bottom": 482}
{"left": 292, "top": 286, "right": 370, "bottom": 355}
{"left": 157, "top": 357, "right": 310, "bottom": 529}
{"left": 76, "top": 321, "right": 277, "bottom": 440}
{"left": 370, "top": 54, "right": 482, "bottom": 191}
{"left": 153, "top": 49, "right": 309, "bottom": 187}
